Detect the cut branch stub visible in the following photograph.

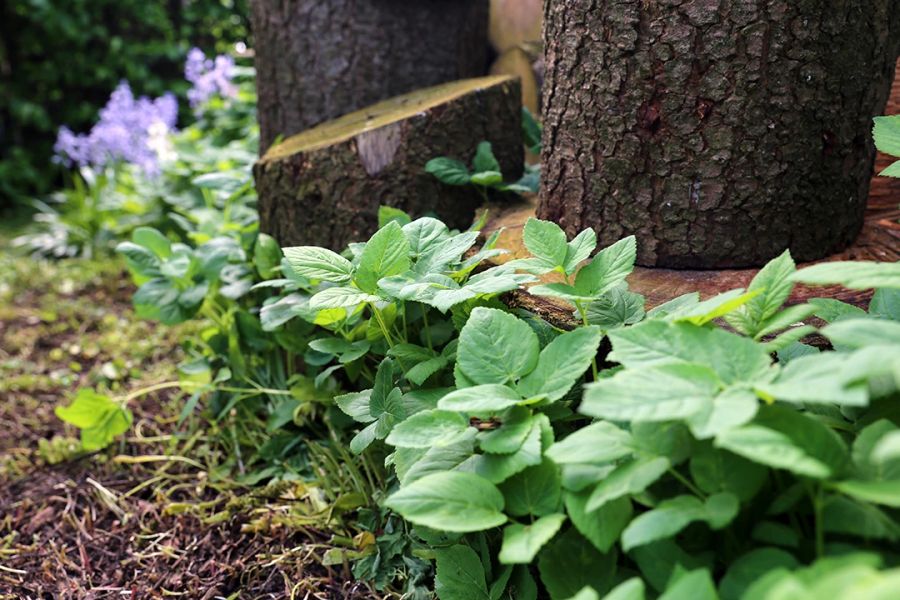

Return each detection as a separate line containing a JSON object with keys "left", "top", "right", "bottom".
{"left": 254, "top": 76, "right": 523, "bottom": 250}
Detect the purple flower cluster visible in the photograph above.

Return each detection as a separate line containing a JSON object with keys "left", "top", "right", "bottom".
{"left": 185, "top": 47, "right": 237, "bottom": 109}
{"left": 54, "top": 82, "right": 178, "bottom": 175}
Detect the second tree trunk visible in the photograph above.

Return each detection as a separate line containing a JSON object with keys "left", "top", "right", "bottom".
{"left": 538, "top": 1, "right": 900, "bottom": 268}
{"left": 250, "top": 0, "right": 489, "bottom": 153}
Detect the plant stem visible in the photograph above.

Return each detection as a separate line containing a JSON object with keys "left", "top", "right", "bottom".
{"left": 575, "top": 300, "right": 599, "bottom": 380}
{"left": 811, "top": 483, "right": 825, "bottom": 557}
{"left": 370, "top": 304, "right": 395, "bottom": 349}
{"left": 668, "top": 468, "right": 706, "bottom": 499}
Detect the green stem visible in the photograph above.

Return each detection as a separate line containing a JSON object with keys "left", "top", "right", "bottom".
{"left": 575, "top": 300, "right": 599, "bottom": 380}
{"left": 811, "top": 484, "right": 825, "bottom": 558}
{"left": 422, "top": 309, "right": 434, "bottom": 352}
{"left": 668, "top": 468, "right": 706, "bottom": 500}
{"left": 370, "top": 304, "right": 395, "bottom": 349}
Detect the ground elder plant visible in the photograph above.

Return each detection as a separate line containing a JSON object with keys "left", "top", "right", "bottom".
{"left": 314, "top": 217, "right": 900, "bottom": 599}
{"left": 60, "top": 204, "right": 900, "bottom": 597}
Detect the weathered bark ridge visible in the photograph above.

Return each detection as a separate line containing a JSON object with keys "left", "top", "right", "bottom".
{"left": 539, "top": 0, "right": 900, "bottom": 268}
{"left": 250, "top": 0, "right": 489, "bottom": 153}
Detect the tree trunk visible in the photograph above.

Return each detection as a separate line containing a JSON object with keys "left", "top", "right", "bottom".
{"left": 538, "top": 1, "right": 900, "bottom": 268}
{"left": 250, "top": 0, "right": 489, "bottom": 153}
{"left": 254, "top": 76, "right": 522, "bottom": 250}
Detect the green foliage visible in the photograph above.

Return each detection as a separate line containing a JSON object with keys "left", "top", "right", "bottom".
{"left": 873, "top": 115, "right": 900, "bottom": 178}
{"left": 55, "top": 388, "right": 133, "bottom": 451}
{"left": 0, "top": 0, "right": 250, "bottom": 202}
{"left": 425, "top": 112, "right": 542, "bottom": 198}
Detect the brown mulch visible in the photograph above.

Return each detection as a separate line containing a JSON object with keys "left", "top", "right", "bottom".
{"left": 0, "top": 257, "right": 384, "bottom": 599}
{"left": 0, "top": 459, "right": 379, "bottom": 599}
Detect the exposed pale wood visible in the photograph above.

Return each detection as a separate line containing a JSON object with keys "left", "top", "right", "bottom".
{"left": 490, "top": 46, "right": 540, "bottom": 115}
{"left": 489, "top": 0, "right": 542, "bottom": 54}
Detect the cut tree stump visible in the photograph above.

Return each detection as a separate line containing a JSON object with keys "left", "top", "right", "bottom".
{"left": 538, "top": 0, "right": 900, "bottom": 269}
{"left": 250, "top": 0, "right": 489, "bottom": 153}
{"left": 255, "top": 76, "right": 522, "bottom": 250}
{"left": 481, "top": 57, "right": 900, "bottom": 328}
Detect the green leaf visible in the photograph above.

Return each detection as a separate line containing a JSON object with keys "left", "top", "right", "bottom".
{"left": 581, "top": 363, "right": 720, "bottom": 422}
{"left": 621, "top": 493, "right": 739, "bottom": 551}
{"left": 518, "top": 326, "right": 603, "bottom": 402}
{"left": 335, "top": 390, "right": 374, "bottom": 422}
{"left": 546, "top": 421, "right": 634, "bottom": 465}
{"left": 403, "top": 217, "right": 451, "bottom": 257}
{"left": 563, "top": 229, "right": 598, "bottom": 276}
{"left": 586, "top": 457, "right": 670, "bottom": 511}
{"left": 282, "top": 246, "right": 353, "bottom": 283}
{"left": 117, "top": 241, "right": 162, "bottom": 279}
{"left": 659, "top": 569, "right": 717, "bottom": 600}
{"left": 672, "top": 289, "right": 762, "bottom": 326}
{"left": 384, "top": 471, "right": 507, "bottom": 532}
{"left": 499, "top": 514, "right": 567, "bottom": 564}
{"left": 714, "top": 425, "right": 831, "bottom": 478}
{"left": 253, "top": 233, "right": 282, "bottom": 278}
{"left": 809, "top": 297, "right": 868, "bottom": 322}
{"left": 478, "top": 407, "right": 534, "bottom": 454}
{"left": 686, "top": 386, "right": 759, "bottom": 440}
{"left": 437, "top": 384, "right": 523, "bottom": 413}
{"left": 377, "top": 205, "right": 411, "bottom": 228}
{"left": 727, "top": 250, "right": 796, "bottom": 334}
{"left": 574, "top": 236, "right": 637, "bottom": 297}
{"left": 755, "top": 351, "right": 869, "bottom": 407}
{"left": 500, "top": 459, "right": 562, "bottom": 517}
{"left": 473, "top": 141, "right": 501, "bottom": 174}
{"left": 565, "top": 491, "right": 632, "bottom": 553}
{"left": 396, "top": 431, "right": 477, "bottom": 485}
{"left": 349, "top": 421, "right": 379, "bottom": 454}
{"left": 457, "top": 308, "right": 540, "bottom": 385}
{"left": 385, "top": 410, "right": 471, "bottom": 448}
{"left": 426, "top": 157, "right": 472, "bottom": 186}
{"left": 435, "top": 544, "right": 491, "bottom": 600}
{"left": 607, "top": 321, "right": 772, "bottom": 385}
{"left": 523, "top": 218, "right": 568, "bottom": 269}
{"left": 753, "top": 303, "right": 816, "bottom": 339}
{"left": 471, "top": 171, "right": 503, "bottom": 186}
{"left": 522, "top": 107, "right": 542, "bottom": 153}
{"left": 56, "top": 388, "right": 132, "bottom": 451}
{"left": 870, "top": 288, "right": 900, "bottom": 320}
{"left": 356, "top": 221, "right": 411, "bottom": 293}
{"left": 538, "top": 529, "right": 617, "bottom": 599}
{"left": 873, "top": 115, "right": 900, "bottom": 156}
{"left": 586, "top": 287, "right": 646, "bottom": 330}
{"left": 689, "top": 443, "right": 767, "bottom": 502}
{"left": 822, "top": 495, "right": 900, "bottom": 541}
{"left": 309, "top": 286, "right": 380, "bottom": 309}
{"left": 463, "top": 416, "right": 545, "bottom": 483}
{"left": 601, "top": 579, "right": 645, "bottom": 600}
{"left": 133, "top": 226, "right": 171, "bottom": 258}
{"left": 719, "top": 548, "right": 798, "bottom": 600}
{"left": 792, "top": 261, "right": 900, "bottom": 290}
{"left": 822, "top": 318, "right": 900, "bottom": 348}
{"left": 833, "top": 480, "right": 900, "bottom": 507}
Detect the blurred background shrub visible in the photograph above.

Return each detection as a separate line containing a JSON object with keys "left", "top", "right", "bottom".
{"left": 0, "top": 0, "right": 251, "bottom": 206}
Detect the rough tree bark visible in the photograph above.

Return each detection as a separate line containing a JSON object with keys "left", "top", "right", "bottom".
{"left": 250, "top": 0, "right": 489, "bottom": 153}
{"left": 254, "top": 76, "right": 522, "bottom": 250}
{"left": 538, "top": 1, "right": 900, "bottom": 268}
